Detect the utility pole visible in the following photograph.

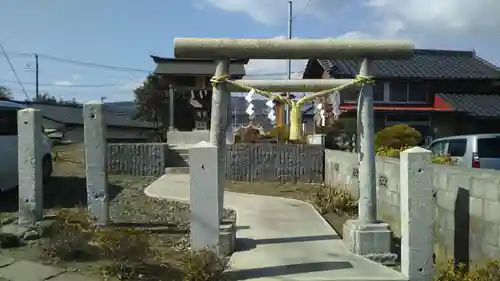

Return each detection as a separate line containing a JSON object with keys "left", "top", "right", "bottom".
{"left": 35, "top": 53, "right": 39, "bottom": 100}
{"left": 285, "top": 0, "right": 292, "bottom": 124}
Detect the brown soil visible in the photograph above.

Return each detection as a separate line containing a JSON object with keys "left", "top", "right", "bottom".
{"left": 225, "top": 181, "right": 357, "bottom": 237}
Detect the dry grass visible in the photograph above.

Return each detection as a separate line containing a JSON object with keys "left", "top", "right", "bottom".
{"left": 40, "top": 207, "right": 228, "bottom": 281}
{"left": 0, "top": 143, "right": 230, "bottom": 281}
{"left": 436, "top": 260, "right": 500, "bottom": 281}
{"left": 310, "top": 186, "right": 357, "bottom": 215}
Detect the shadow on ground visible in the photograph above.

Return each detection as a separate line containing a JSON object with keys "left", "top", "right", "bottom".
{"left": 226, "top": 261, "right": 353, "bottom": 280}
{"left": 0, "top": 176, "right": 123, "bottom": 213}
{"left": 236, "top": 234, "right": 339, "bottom": 252}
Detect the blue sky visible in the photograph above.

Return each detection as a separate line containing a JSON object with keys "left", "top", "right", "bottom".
{"left": 1, "top": 0, "right": 499, "bottom": 102}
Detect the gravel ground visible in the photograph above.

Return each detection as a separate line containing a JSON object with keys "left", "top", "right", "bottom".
{"left": 0, "top": 143, "right": 233, "bottom": 278}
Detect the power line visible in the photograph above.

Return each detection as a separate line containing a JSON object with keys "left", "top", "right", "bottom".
{"left": 38, "top": 54, "right": 154, "bottom": 73}
{"left": 0, "top": 42, "right": 29, "bottom": 99}
{"left": 4, "top": 50, "right": 305, "bottom": 77}
{"left": 0, "top": 79, "right": 123, "bottom": 88}
{"left": 291, "top": 0, "right": 313, "bottom": 20}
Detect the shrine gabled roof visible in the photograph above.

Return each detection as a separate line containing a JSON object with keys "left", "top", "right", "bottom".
{"left": 308, "top": 49, "right": 500, "bottom": 80}
{"left": 151, "top": 56, "right": 248, "bottom": 77}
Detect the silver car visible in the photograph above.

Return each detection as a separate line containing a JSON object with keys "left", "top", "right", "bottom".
{"left": 429, "top": 134, "right": 500, "bottom": 170}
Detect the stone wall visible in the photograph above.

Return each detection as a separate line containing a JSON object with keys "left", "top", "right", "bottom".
{"left": 108, "top": 143, "right": 324, "bottom": 183}
{"left": 324, "top": 149, "right": 500, "bottom": 266}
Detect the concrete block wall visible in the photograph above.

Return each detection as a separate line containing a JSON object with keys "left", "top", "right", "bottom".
{"left": 324, "top": 149, "right": 500, "bottom": 266}
{"left": 107, "top": 143, "right": 324, "bottom": 183}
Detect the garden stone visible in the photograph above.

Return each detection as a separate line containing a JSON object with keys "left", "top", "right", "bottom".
{"left": 35, "top": 219, "right": 57, "bottom": 237}
{"left": 0, "top": 233, "right": 21, "bottom": 248}
{"left": 0, "top": 255, "right": 14, "bottom": 267}
{"left": 22, "top": 230, "right": 40, "bottom": 241}
{"left": 1, "top": 224, "right": 29, "bottom": 240}
{"left": 1, "top": 216, "right": 17, "bottom": 225}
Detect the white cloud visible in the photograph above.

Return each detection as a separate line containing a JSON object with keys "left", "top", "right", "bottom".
{"left": 52, "top": 80, "right": 73, "bottom": 86}
{"left": 119, "top": 77, "right": 145, "bottom": 91}
{"left": 202, "top": 0, "right": 350, "bottom": 25}
{"left": 366, "top": 0, "right": 500, "bottom": 35}
{"left": 203, "top": 0, "right": 500, "bottom": 38}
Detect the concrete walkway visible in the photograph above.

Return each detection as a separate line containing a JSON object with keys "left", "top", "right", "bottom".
{"left": 145, "top": 174, "right": 406, "bottom": 281}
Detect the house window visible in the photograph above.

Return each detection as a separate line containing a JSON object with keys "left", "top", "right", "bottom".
{"left": 0, "top": 110, "right": 17, "bottom": 135}
{"left": 389, "top": 82, "right": 427, "bottom": 103}
{"left": 408, "top": 83, "right": 427, "bottom": 102}
{"left": 373, "top": 83, "right": 384, "bottom": 102}
{"left": 429, "top": 141, "right": 446, "bottom": 155}
{"left": 342, "top": 83, "right": 384, "bottom": 103}
{"left": 389, "top": 82, "right": 408, "bottom": 102}
{"left": 447, "top": 139, "right": 467, "bottom": 157}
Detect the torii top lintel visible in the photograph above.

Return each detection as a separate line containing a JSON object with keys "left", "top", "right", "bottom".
{"left": 174, "top": 38, "right": 415, "bottom": 60}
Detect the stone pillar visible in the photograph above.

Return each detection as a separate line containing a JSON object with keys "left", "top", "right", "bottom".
{"left": 189, "top": 144, "right": 221, "bottom": 254}
{"left": 83, "top": 101, "right": 109, "bottom": 225}
{"left": 400, "top": 147, "right": 433, "bottom": 281}
{"left": 343, "top": 58, "right": 395, "bottom": 264}
{"left": 17, "top": 108, "right": 44, "bottom": 225}
{"left": 358, "top": 58, "right": 377, "bottom": 222}
{"left": 209, "top": 60, "right": 230, "bottom": 221}
{"left": 168, "top": 85, "right": 175, "bottom": 131}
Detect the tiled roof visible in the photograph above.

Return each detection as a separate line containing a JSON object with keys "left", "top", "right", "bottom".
{"left": 437, "top": 93, "right": 500, "bottom": 117}
{"left": 318, "top": 49, "right": 500, "bottom": 79}
{"left": 27, "top": 102, "right": 154, "bottom": 128}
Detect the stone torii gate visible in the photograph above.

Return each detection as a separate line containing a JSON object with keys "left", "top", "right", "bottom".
{"left": 175, "top": 38, "right": 415, "bottom": 256}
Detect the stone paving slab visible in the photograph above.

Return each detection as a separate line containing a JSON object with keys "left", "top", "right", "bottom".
{"left": 0, "top": 260, "right": 64, "bottom": 281}
{"left": 47, "top": 273, "right": 97, "bottom": 281}
{"left": 0, "top": 257, "right": 14, "bottom": 268}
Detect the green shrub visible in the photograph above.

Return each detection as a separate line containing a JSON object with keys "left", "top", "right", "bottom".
{"left": 376, "top": 145, "right": 455, "bottom": 165}
{"left": 374, "top": 124, "right": 422, "bottom": 150}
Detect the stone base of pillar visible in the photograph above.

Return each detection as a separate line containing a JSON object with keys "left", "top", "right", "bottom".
{"left": 219, "top": 219, "right": 237, "bottom": 257}
{"left": 342, "top": 219, "right": 397, "bottom": 265}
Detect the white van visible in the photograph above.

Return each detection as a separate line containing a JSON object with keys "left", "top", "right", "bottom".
{"left": 429, "top": 134, "right": 500, "bottom": 170}
{"left": 0, "top": 100, "right": 53, "bottom": 192}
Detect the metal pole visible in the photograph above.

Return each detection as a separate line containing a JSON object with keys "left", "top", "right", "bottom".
{"left": 35, "top": 54, "right": 39, "bottom": 100}
{"left": 358, "top": 58, "right": 377, "bottom": 223}
{"left": 210, "top": 60, "right": 230, "bottom": 220}
{"left": 168, "top": 85, "right": 175, "bottom": 131}
{"left": 285, "top": 0, "right": 292, "bottom": 125}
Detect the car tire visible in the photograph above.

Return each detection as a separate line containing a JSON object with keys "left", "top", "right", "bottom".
{"left": 42, "top": 155, "right": 53, "bottom": 183}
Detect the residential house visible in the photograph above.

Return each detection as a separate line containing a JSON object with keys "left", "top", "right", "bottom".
{"left": 21, "top": 101, "right": 155, "bottom": 142}
{"left": 302, "top": 49, "right": 500, "bottom": 142}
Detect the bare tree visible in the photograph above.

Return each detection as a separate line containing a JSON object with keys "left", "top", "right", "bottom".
{"left": 134, "top": 74, "right": 170, "bottom": 141}
{"left": 0, "top": 86, "right": 13, "bottom": 100}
